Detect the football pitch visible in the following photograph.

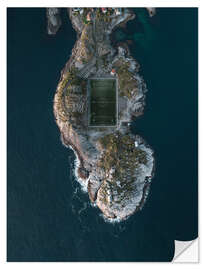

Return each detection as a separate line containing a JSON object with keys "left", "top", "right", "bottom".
{"left": 89, "top": 78, "right": 117, "bottom": 126}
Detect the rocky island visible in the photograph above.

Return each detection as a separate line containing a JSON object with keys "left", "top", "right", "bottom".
{"left": 49, "top": 8, "right": 155, "bottom": 221}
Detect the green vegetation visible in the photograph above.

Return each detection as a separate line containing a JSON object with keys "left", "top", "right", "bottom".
{"left": 81, "top": 8, "right": 92, "bottom": 25}
{"left": 114, "top": 59, "right": 138, "bottom": 98}
{"left": 83, "top": 18, "right": 91, "bottom": 25}
{"left": 101, "top": 55, "right": 108, "bottom": 68}
{"left": 98, "top": 133, "right": 147, "bottom": 204}
{"left": 55, "top": 71, "right": 72, "bottom": 122}
{"left": 59, "top": 67, "right": 80, "bottom": 90}
{"left": 95, "top": 8, "right": 112, "bottom": 22}
{"left": 96, "top": 9, "right": 101, "bottom": 19}
{"left": 89, "top": 79, "right": 117, "bottom": 126}
{"left": 79, "top": 25, "right": 94, "bottom": 62}
{"left": 99, "top": 133, "right": 147, "bottom": 169}
{"left": 55, "top": 66, "right": 86, "bottom": 123}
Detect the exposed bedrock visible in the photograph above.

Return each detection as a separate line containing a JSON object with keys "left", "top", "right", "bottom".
{"left": 46, "top": 8, "right": 62, "bottom": 35}
{"left": 52, "top": 8, "right": 155, "bottom": 221}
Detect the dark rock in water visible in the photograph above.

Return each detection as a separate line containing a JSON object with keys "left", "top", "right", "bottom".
{"left": 46, "top": 8, "right": 61, "bottom": 35}
{"left": 127, "top": 39, "right": 133, "bottom": 44}
{"left": 78, "top": 167, "right": 89, "bottom": 179}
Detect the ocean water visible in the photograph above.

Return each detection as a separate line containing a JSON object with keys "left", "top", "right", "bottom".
{"left": 7, "top": 8, "right": 198, "bottom": 262}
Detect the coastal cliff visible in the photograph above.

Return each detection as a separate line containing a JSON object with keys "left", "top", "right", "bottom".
{"left": 51, "top": 8, "right": 155, "bottom": 221}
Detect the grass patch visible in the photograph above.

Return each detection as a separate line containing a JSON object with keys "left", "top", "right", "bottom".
{"left": 89, "top": 79, "right": 117, "bottom": 126}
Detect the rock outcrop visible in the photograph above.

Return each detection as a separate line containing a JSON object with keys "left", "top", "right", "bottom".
{"left": 51, "top": 8, "right": 155, "bottom": 222}
{"left": 146, "top": 8, "right": 156, "bottom": 17}
{"left": 47, "top": 8, "right": 62, "bottom": 35}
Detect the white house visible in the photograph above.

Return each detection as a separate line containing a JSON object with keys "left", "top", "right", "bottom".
{"left": 101, "top": 8, "right": 107, "bottom": 14}
{"left": 115, "top": 8, "right": 122, "bottom": 15}
{"left": 134, "top": 141, "right": 139, "bottom": 147}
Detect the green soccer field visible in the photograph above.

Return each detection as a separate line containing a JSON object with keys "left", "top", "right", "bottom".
{"left": 89, "top": 79, "right": 117, "bottom": 126}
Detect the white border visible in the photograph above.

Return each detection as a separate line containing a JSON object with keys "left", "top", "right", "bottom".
{"left": 0, "top": 0, "right": 7, "bottom": 265}
{"left": 2, "top": 0, "right": 201, "bottom": 8}
{"left": 1, "top": 0, "right": 201, "bottom": 268}
{"left": 173, "top": 239, "right": 199, "bottom": 262}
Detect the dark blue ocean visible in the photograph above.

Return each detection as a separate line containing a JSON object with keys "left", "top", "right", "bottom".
{"left": 7, "top": 8, "right": 198, "bottom": 262}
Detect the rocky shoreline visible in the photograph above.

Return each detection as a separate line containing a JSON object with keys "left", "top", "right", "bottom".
{"left": 46, "top": 8, "right": 62, "bottom": 35}
{"left": 50, "top": 8, "right": 155, "bottom": 221}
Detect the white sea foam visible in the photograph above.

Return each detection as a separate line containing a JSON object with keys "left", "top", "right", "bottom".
{"left": 61, "top": 137, "right": 88, "bottom": 193}
{"left": 73, "top": 151, "right": 88, "bottom": 193}
{"left": 78, "top": 202, "right": 88, "bottom": 215}
{"left": 90, "top": 202, "right": 97, "bottom": 208}
{"left": 99, "top": 213, "right": 129, "bottom": 224}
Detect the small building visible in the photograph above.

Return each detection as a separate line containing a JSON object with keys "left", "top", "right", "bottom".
{"left": 79, "top": 9, "right": 84, "bottom": 14}
{"left": 86, "top": 12, "right": 91, "bottom": 21}
{"left": 72, "top": 8, "right": 84, "bottom": 14}
{"left": 72, "top": 8, "right": 80, "bottom": 12}
{"left": 107, "top": 8, "right": 114, "bottom": 15}
{"left": 111, "top": 69, "right": 116, "bottom": 76}
{"left": 101, "top": 8, "right": 107, "bottom": 14}
{"left": 134, "top": 141, "right": 139, "bottom": 147}
{"left": 115, "top": 8, "right": 122, "bottom": 15}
